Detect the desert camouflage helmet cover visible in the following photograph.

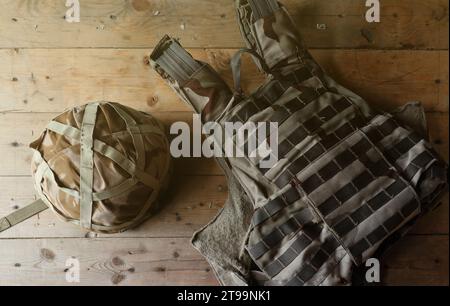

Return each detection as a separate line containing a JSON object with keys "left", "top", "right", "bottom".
{"left": 150, "top": 0, "right": 448, "bottom": 286}
{"left": 0, "top": 102, "right": 172, "bottom": 234}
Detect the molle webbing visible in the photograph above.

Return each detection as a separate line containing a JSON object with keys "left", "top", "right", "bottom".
{"left": 248, "top": 0, "right": 280, "bottom": 19}
{"left": 151, "top": 36, "right": 202, "bottom": 84}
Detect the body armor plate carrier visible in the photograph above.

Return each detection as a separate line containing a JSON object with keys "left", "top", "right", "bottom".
{"left": 150, "top": 0, "right": 448, "bottom": 286}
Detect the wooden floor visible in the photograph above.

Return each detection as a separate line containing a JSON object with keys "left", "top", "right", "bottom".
{"left": 0, "top": 0, "right": 448, "bottom": 286}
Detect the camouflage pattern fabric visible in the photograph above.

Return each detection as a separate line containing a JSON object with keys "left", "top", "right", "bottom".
{"left": 150, "top": 0, "right": 448, "bottom": 286}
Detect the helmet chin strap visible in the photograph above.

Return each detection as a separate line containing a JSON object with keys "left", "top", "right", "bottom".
{"left": 0, "top": 199, "right": 48, "bottom": 233}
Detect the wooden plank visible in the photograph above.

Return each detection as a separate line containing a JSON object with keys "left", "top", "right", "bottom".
{"left": 382, "top": 235, "right": 449, "bottom": 286}
{"left": 0, "top": 235, "right": 446, "bottom": 285}
{"left": 0, "top": 175, "right": 228, "bottom": 239}
{"left": 320, "top": 50, "right": 449, "bottom": 113}
{"left": 0, "top": 175, "right": 447, "bottom": 238}
{"left": 0, "top": 0, "right": 447, "bottom": 49}
{"left": 0, "top": 237, "right": 218, "bottom": 285}
{"left": 0, "top": 49, "right": 447, "bottom": 113}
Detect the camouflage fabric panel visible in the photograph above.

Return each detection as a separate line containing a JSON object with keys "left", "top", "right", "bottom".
{"left": 183, "top": 64, "right": 234, "bottom": 122}
{"left": 150, "top": 36, "right": 233, "bottom": 123}
{"left": 236, "top": 0, "right": 311, "bottom": 74}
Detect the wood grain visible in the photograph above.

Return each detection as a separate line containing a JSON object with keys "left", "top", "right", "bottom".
{"left": 0, "top": 49, "right": 447, "bottom": 113}
{"left": 0, "top": 0, "right": 447, "bottom": 49}
{"left": 0, "top": 236, "right": 446, "bottom": 285}
{"left": 0, "top": 237, "right": 218, "bottom": 286}
{"left": 382, "top": 236, "right": 449, "bottom": 286}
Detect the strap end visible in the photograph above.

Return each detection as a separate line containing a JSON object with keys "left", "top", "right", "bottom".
{"left": 0, "top": 217, "right": 11, "bottom": 233}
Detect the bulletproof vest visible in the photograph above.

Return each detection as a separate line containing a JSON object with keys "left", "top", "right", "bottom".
{"left": 150, "top": 0, "right": 448, "bottom": 286}
{"left": 0, "top": 102, "right": 172, "bottom": 234}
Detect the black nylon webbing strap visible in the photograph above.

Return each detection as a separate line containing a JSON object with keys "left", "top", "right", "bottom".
{"left": 283, "top": 235, "right": 341, "bottom": 286}
{"left": 263, "top": 222, "right": 323, "bottom": 278}
{"left": 0, "top": 199, "right": 48, "bottom": 233}
{"left": 251, "top": 187, "right": 301, "bottom": 227}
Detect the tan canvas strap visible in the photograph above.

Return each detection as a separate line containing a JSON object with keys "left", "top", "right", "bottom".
{"left": 93, "top": 140, "right": 136, "bottom": 174}
{"left": 109, "top": 107, "right": 160, "bottom": 191}
{"left": 93, "top": 139, "right": 160, "bottom": 191}
{"left": 46, "top": 111, "right": 157, "bottom": 177}
{"left": 111, "top": 124, "right": 164, "bottom": 137}
{"left": 70, "top": 186, "right": 160, "bottom": 233}
{"left": 79, "top": 103, "right": 99, "bottom": 229}
{"left": 135, "top": 170, "right": 160, "bottom": 191}
{"left": 47, "top": 119, "right": 161, "bottom": 142}
{"left": 34, "top": 150, "right": 138, "bottom": 202}
{"left": 47, "top": 121, "right": 80, "bottom": 139}
{"left": 135, "top": 124, "right": 165, "bottom": 136}
{"left": 230, "top": 48, "right": 269, "bottom": 99}
{"left": 31, "top": 151, "right": 53, "bottom": 209}
{"left": 33, "top": 149, "right": 144, "bottom": 207}
{"left": 0, "top": 200, "right": 48, "bottom": 233}
{"left": 110, "top": 104, "right": 146, "bottom": 171}
{"left": 47, "top": 121, "right": 160, "bottom": 191}
{"left": 60, "top": 172, "right": 163, "bottom": 233}
{"left": 94, "top": 139, "right": 161, "bottom": 190}
{"left": 46, "top": 115, "right": 144, "bottom": 174}
{"left": 32, "top": 151, "right": 79, "bottom": 199}
{"left": 93, "top": 178, "right": 138, "bottom": 201}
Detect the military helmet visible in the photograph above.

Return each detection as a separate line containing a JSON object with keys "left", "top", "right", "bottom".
{"left": 29, "top": 102, "right": 172, "bottom": 233}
